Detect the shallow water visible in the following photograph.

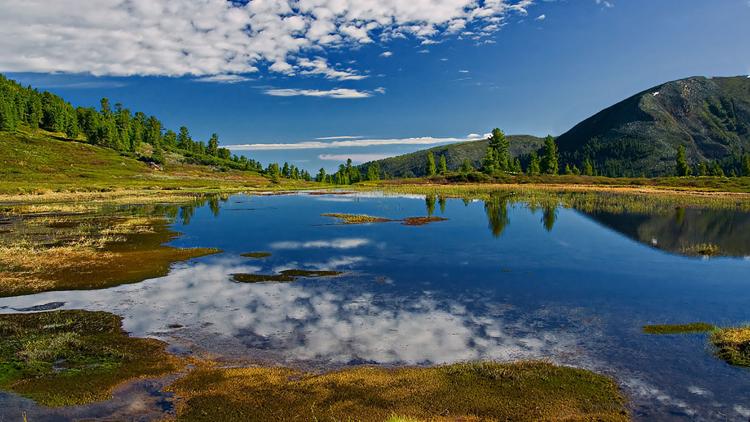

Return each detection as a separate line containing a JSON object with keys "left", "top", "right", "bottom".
{"left": 1, "top": 192, "right": 749, "bottom": 420}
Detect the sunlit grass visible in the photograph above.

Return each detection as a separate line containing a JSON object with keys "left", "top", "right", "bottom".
{"left": 711, "top": 326, "right": 750, "bottom": 367}
{"left": 166, "top": 361, "right": 628, "bottom": 421}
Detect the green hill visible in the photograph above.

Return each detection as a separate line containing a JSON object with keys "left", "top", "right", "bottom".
{"left": 556, "top": 76, "right": 750, "bottom": 176}
{"left": 359, "top": 135, "right": 544, "bottom": 178}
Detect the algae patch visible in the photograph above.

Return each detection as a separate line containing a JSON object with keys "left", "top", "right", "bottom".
{"left": 0, "top": 310, "right": 182, "bottom": 407}
{"left": 166, "top": 361, "right": 628, "bottom": 422}
{"left": 232, "top": 269, "right": 343, "bottom": 283}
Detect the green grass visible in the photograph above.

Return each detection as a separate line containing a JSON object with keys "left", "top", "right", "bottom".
{"left": 0, "top": 310, "right": 182, "bottom": 406}
{"left": 643, "top": 323, "right": 716, "bottom": 334}
{"left": 166, "top": 361, "right": 629, "bottom": 421}
{"left": 0, "top": 128, "right": 312, "bottom": 195}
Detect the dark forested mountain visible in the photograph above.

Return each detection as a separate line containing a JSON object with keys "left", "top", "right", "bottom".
{"left": 556, "top": 76, "right": 750, "bottom": 177}
{"left": 359, "top": 135, "right": 544, "bottom": 178}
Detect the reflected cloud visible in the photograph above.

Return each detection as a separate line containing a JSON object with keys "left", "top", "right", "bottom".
{"left": 0, "top": 258, "right": 584, "bottom": 367}
{"left": 270, "top": 238, "right": 371, "bottom": 250}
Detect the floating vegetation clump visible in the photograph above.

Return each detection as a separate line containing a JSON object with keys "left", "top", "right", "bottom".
{"left": 643, "top": 322, "right": 716, "bottom": 334}
{"left": 323, "top": 213, "right": 448, "bottom": 226}
{"left": 166, "top": 361, "right": 628, "bottom": 421}
{"left": 232, "top": 269, "right": 343, "bottom": 283}
{"left": 401, "top": 216, "right": 448, "bottom": 226}
{"left": 240, "top": 251, "right": 272, "bottom": 259}
{"left": 0, "top": 310, "right": 182, "bottom": 407}
{"left": 680, "top": 243, "right": 721, "bottom": 257}
{"left": 322, "top": 213, "right": 394, "bottom": 224}
{"left": 711, "top": 326, "right": 750, "bottom": 367}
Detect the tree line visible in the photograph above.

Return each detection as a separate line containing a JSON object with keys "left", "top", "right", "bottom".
{"left": 0, "top": 74, "right": 267, "bottom": 172}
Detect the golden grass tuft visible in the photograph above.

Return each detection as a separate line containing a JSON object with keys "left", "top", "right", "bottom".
{"left": 711, "top": 326, "right": 750, "bottom": 367}
{"left": 166, "top": 361, "right": 629, "bottom": 422}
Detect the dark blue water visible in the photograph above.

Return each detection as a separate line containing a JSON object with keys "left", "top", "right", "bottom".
{"left": 1, "top": 192, "right": 749, "bottom": 420}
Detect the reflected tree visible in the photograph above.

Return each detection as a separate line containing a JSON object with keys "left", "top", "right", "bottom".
{"left": 438, "top": 196, "right": 447, "bottom": 214}
{"left": 484, "top": 194, "right": 510, "bottom": 237}
{"left": 209, "top": 197, "right": 221, "bottom": 217}
{"left": 542, "top": 205, "right": 557, "bottom": 232}
{"left": 179, "top": 205, "right": 195, "bottom": 225}
{"left": 425, "top": 194, "right": 437, "bottom": 216}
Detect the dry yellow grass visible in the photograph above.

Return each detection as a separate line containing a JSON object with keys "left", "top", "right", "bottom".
{"left": 711, "top": 326, "right": 750, "bottom": 366}
{"left": 166, "top": 361, "right": 629, "bottom": 422}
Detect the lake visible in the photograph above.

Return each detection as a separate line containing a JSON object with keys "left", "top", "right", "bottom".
{"left": 1, "top": 191, "right": 749, "bottom": 420}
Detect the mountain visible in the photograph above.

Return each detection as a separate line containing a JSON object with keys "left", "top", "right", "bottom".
{"left": 359, "top": 135, "right": 544, "bottom": 178}
{"left": 556, "top": 76, "right": 750, "bottom": 176}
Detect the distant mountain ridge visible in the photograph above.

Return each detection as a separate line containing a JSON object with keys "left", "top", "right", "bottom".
{"left": 358, "top": 135, "right": 544, "bottom": 178}
{"left": 556, "top": 76, "right": 750, "bottom": 176}
{"left": 361, "top": 76, "right": 750, "bottom": 178}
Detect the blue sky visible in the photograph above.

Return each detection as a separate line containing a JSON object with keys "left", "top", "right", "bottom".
{"left": 3, "top": 0, "right": 750, "bottom": 172}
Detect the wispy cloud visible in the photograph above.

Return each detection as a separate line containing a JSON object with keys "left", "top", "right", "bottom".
{"left": 270, "top": 238, "right": 371, "bottom": 250}
{"left": 315, "top": 136, "right": 364, "bottom": 140}
{"left": 380, "top": 51, "right": 393, "bottom": 58}
{"left": 535, "top": 14, "right": 546, "bottom": 21}
{"left": 319, "top": 153, "right": 397, "bottom": 163}
{"left": 228, "top": 133, "right": 488, "bottom": 151}
{"left": 194, "top": 74, "right": 253, "bottom": 84}
{"left": 264, "top": 88, "right": 374, "bottom": 99}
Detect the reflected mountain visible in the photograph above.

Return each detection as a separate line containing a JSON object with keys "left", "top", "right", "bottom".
{"left": 581, "top": 208, "right": 750, "bottom": 257}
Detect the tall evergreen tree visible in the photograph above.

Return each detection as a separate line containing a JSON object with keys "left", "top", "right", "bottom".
{"left": 582, "top": 158, "right": 594, "bottom": 176}
{"left": 207, "top": 133, "right": 219, "bottom": 156}
{"left": 527, "top": 151, "right": 541, "bottom": 176}
{"left": 438, "top": 155, "right": 448, "bottom": 175}
{"left": 426, "top": 151, "right": 437, "bottom": 176}
{"left": 675, "top": 145, "right": 690, "bottom": 176}
{"left": 542, "top": 135, "right": 559, "bottom": 175}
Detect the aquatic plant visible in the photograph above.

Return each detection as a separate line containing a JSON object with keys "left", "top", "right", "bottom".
{"left": 401, "top": 216, "right": 448, "bottom": 226}
{"left": 322, "top": 213, "right": 394, "bottom": 224}
{"left": 643, "top": 323, "right": 716, "bottom": 334}
{"left": 0, "top": 310, "right": 182, "bottom": 406}
{"left": 711, "top": 326, "right": 750, "bottom": 367}
{"left": 165, "top": 361, "right": 629, "bottom": 421}
{"left": 232, "top": 269, "right": 343, "bottom": 283}
{"left": 240, "top": 251, "right": 272, "bottom": 259}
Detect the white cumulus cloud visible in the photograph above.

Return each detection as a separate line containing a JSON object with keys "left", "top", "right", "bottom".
{"left": 0, "top": 0, "right": 536, "bottom": 80}
{"left": 228, "top": 133, "right": 488, "bottom": 151}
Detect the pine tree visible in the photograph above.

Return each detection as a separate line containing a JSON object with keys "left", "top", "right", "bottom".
{"left": 426, "top": 151, "right": 437, "bottom": 176}
{"left": 482, "top": 148, "right": 496, "bottom": 174}
{"left": 542, "top": 135, "right": 558, "bottom": 175}
{"left": 512, "top": 157, "right": 522, "bottom": 174}
{"left": 743, "top": 154, "right": 750, "bottom": 177}
{"left": 527, "top": 152, "right": 541, "bottom": 176}
{"left": 316, "top": 168, "right": 327, "bottom": 182}
{"left": 675, "top": 145, "right": 690, "bottom": 176}
{"left": 177, "top": 126, "right": 191, "bottom": 150}
{"left": 487, "top": 128, "right": 510, "bottom": 171}
{"left": 207, "top": 133, "right": 219, "bottom": 156}
{"left": 367, "top": 163, "right": 380, "bottom": 181}
{"left": 698, "top": 162, "right": 709, "bottom": 176}
{"left": 583, "top": 158, "right": 594, "bottom": 176}
{"left": 460, "top": 159, "right": 474, "bottom": 174}
{"left": 438, "top": 155, "right": 448, "bottom": 175}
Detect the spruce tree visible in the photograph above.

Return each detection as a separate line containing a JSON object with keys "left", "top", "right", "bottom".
{"left": 542, "top": 136, "right": 558, "bottom": 175}
{"left": 675, "top": 145, "right": 690, "bottom": 176}
{"left": 583, "top": 159, "right": 594, "bottom": 176}
{"left": 438, "top": 155, "right": 448, "bottom": 175}
{"left": 527, "top": 151, "right": 541, "bottom": 176}
{"left": 426, "top": 151, "right": 437, "bottom": 176}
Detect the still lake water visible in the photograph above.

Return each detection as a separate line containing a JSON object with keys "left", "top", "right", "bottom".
{"left": 1, "top": 191, "right": 750, "bottom": 420}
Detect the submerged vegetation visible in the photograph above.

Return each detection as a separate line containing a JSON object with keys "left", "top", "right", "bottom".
{"left": 232, "top": 269, "right": 343, "bottom": 283}
{"left": 0, "top": 310, "right": 181, "bottom": 407}
{"left": 166, "top": 361, "right": 628, "bottom": 422}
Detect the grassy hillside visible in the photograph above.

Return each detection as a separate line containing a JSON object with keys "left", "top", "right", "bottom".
{"left": 359, "top": 135, "right": 544, "bottom": 178}
{"left": 0, "top": 128, "right": 274, "bottom": 194}
{"left": 556, "top": 76, "right": 750, "bottom": 176}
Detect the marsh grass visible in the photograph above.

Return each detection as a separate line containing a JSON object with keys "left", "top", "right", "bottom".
{"left": 232, "top": 270, "right": 343, "bottom": 283}
{"left": 643, "top": 323, "right": 716, "bottom": 334}
{"left": 166, "top": 361, "right": 628, "bottom": 422}
{"left": 711, "top": 326, "right": 750, "bottom": 367}
{"left": 0, "top": 201, "right": 220, "bottom": 297}
{"left": 0, "top": 310, "right": 182, "bottom": 407}
{"left": 322, "top": 213, "right": 394, "bottom": 224}
{"left": 401, "top": 217, "right": 448, "bottom": 226}
{"left": 680, "top": 243, "right": 721, "bottom": 257}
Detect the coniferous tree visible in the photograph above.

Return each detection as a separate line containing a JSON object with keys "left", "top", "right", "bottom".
{"left": 317, "top": 168, "right": 327, "bottom": 182}
{"left": 207, "top": 133, "right": 219, "bottom": 156}
{"left": 527, "top": 151, "right": 541, "bottom": 176}
{"left": 698, "top": 162, "right": 709, "bottom": 176}
{"left": 582, "top": 158, "right": 594, "bottom": 176}
{"left": 367, "top": 163, "right": 380, "bottom": 181}
{"left": 675, "top": 145, "right": 690, "bottom": 176}
{"left": 743, "top": 154, "right": 750, "bottom": 177}
{"left": 460, "top": 159, "right": 474, "bottom": 174}
{"left": 542, "top": 135, "right": 559, "bottom": 175}
{"left": 512, "top": 157, "right": 523, "bottom": 174}
{"left": 426, "top": 151, "right": 437, "bottom": 176}
{"left": 438, "top": 155, "right": 448, "bottom": 175}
